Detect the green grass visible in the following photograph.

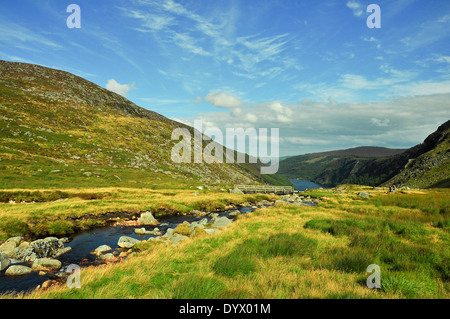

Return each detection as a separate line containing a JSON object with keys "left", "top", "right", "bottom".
{"left": 5, "top": 186, "right": 449, "bottom": 299}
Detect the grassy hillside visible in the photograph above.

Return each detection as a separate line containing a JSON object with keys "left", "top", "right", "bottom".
{"left": 15, "top": 186, "right": 449, "bottom": 299}
{"left": 0, "top": 61, "right": 262, "bottom": 190}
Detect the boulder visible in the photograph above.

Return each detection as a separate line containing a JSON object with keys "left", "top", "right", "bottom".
{"left": 229, "top": 188, "right": 244, "bottom": 194}
{"left": 162, "top": 228, "right": 174, "bottom": 240}
{"left": 5, "top": 265, "right": 32, "bottom": 276}
{"left": 53, "top": 247, "right": 72, "bottom": 258}
{"left": 32, "top": 258, "right": 62, "bottom": 271}
{"left": 135, "top": 227, "right": 162, "bottom": 236}
{"left": 212, "top": 216, "right": 232, "bottom": 228}
{"left": 98, "top": 253, "right": 115, "bottom": 261}
{"left": 0, "top": 236, "right": 22, "bottom": 255}
{"left": 0, "top": 251, "right": 10, "bottom": 271}
{"left": 92, "top": 245, "right": 112, "bottom": 256}
{"left": 137, "top": 212, "right": 159, "bottom": 225}
{"left": 118, "top": 236, "right": 141, "bottom": 249}
{"left": 357, "top": 191, "right": 370, "bottom": 199}
{"left": 171, "top": 234, "right": 188, "bottom": 246}
{"left": 228, "top": 210, "right": 240, "bottom": 217}
{"left": 204, "top": 228, "right": 220, "bottom": 235}
{"left": 188, "top": 218, "right": 209, "bottom": 230}
{"left": 10, "top": 237, "right": 65, "bottom": 262}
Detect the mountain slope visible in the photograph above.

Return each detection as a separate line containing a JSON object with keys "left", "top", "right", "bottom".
{"left": 277, "top": 121, "right": 450, "bottom": 188}
{"left": 277, "top": 146, "right": 406, "bottom": 186}
{"left": 0, "top": 60, "right": 263, "bottom": 189}
{"left": 383, "top": 120, "right": 450, "bottom": 188}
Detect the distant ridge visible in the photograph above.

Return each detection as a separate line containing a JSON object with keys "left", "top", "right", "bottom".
{"left": 277, "top": 122, "right": 450, "bottom": 188}
{"left": 302, "top": 146, "right": 407, "bottom": 158}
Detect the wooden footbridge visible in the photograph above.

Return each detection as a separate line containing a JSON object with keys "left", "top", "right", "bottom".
{"left": 234, "top": 184, "right": 296, "bottom": 194}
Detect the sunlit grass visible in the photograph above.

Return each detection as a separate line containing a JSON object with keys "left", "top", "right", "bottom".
{"left": 4, "top": 186, "right": 449, "bottom": 299}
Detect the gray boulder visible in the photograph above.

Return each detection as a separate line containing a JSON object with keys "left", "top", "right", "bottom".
{"left": 228, "top": 210, "right": 240, "bottom": 217}
{"left": 357, "top": 191, "right": 370, "bottom": 199}
{"left": 118, "top": 236, "right": 141, "bottom": 249}
{"left": 92, "top": 245, "right": 112, "bottom": 256}
{"left": 5, "top": 265, "right": 32, "bottom": 276}
{"left": 0, "top": 236, "right": 22, "bottom": 256}
{"left": 229, "top": 188, "right": 244, "bottom": 194}
{"left": 188, "top": 218, "right": 209, "bottom": 231}
{"left": 204, "top": 228, "right": 220, "bottom": 235}
{"left": 98, "top": 253, "right": 115, "bottom": 261}
{"left": 137, "top": 212, "right": 159, "bottom": 225}
{"left": 162, "top": 228, "right": 175, "bottom": 240}
{"left": 135, "top": 227, "right": 162, "bottom": 236}
{"left": 171, "top": 234, "right": 188, "bottom": 246}
{"left": 0, "top": 251, "right": 10, "bottom": 271}
{"left": 53, "top": 247, "right": 72, "bottom": 258}
{"left": 31, "top": 258, "right": 62, "bottom": 271}
{"left": 212, "top": 216, "right": 232, "bottom": 228}
{"left": 10, "top": 237, "right": 64, "bottom": 262}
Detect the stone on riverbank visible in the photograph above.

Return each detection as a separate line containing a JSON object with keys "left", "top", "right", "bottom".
{"left": 0, "top": 236, "right": 23, "bottom": 256}
{"left": 212, "top": 216, "right": 232, "bottom": 228}
{"left": 118, "top": 236, "right": 141, "bottom": 249}
{"left": 5, "top": 265, "right": 32, "bottom": 276}
{"left": 98, "top": 253, "right": 115, "bottom": 261}
{"left": 10, "top": 237, "right": 65, "bottom": 262}
{"left": 137, "top": 212, "right": 159, "bottom": 225}
{"left": 228, "top": 210, "right": 240, "bottom": 217}
{"left": 0, "top": 251, "right": 10, "bottom": 271}
{"left": 32, "top": 258, "right": 62, "bottom": 271}
{"left": 135, "top": 227, "right": 162, "bottom": 236}
{"left": 92, "top": 245, "right": 112, "bottom": 256}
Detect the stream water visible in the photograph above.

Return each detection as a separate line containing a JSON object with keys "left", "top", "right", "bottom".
{"left": 0, "top": 206, "right": 254, "bottom": 295}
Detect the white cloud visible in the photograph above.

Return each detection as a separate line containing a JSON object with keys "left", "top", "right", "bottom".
{"left": 194, "top": 96, "right": 202, "bottom": 104}
{"left": 204, "top": 92, "right": 243, "bottom": 108}
{"left": 105, "top": 79, "right": 134, "bottom": 97}
{"left": 371, "top": 118, "right": 390, "bottom": 127}
{"left": 346, "top": 1, "right": 364, "bottom": 17}
{"left": 186, "top": 94, "right": 449, "bottom": 156}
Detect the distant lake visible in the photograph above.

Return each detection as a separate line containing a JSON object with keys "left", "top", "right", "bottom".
{"left": 290, "top": 179, "right": 327, "bottom": 191}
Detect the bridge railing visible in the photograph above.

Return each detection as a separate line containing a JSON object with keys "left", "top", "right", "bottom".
{"left": 234, "top": 185, "right": 294, "bottom": 194}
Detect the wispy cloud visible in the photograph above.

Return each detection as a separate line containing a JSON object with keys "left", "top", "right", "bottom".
{"left": 122, "top": 0, "right": 300, "bottom": 81}
{"left": 0, "top": 20, "right": 62, "bottom": 50}
{"left": 346, "top": 1, "right": 364, "bottom": 17}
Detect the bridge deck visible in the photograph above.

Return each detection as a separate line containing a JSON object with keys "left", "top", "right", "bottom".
{"left": 235, "top": 185, "right": 295, "bottom": 194}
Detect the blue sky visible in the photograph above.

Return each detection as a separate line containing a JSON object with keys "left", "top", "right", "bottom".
{"left": 1, "top": 0, "right": 449, "bottom": 156}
